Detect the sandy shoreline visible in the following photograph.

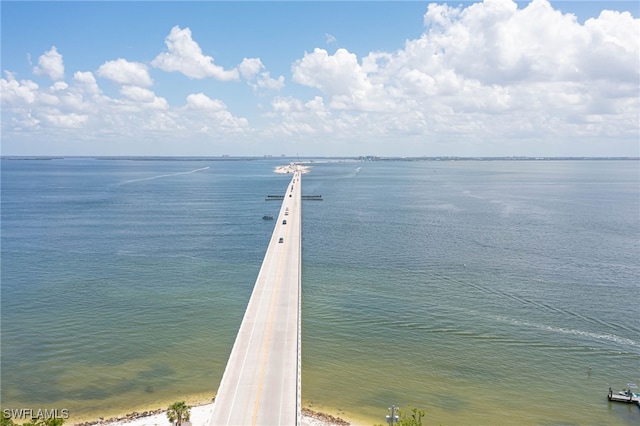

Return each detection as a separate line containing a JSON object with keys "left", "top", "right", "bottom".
{"left": 72, "top": 402, "right": 350, "bottom": 426}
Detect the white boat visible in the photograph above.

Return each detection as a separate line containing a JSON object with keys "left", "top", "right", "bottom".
{"left": 608, "top": 384, "right": 639, "bottom": 403}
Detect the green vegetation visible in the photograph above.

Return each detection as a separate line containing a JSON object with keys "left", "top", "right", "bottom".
{"left": 0, "top": 415, "right": 15, "bottom": 426}
{"left": 166, "top": 401, "right": 190, "bottom": 426}
{"left": 375, "top": 406, "right": 426, "bottom": 426}
{"left": 398, "top": 407, "right": 425, "bottom": 426}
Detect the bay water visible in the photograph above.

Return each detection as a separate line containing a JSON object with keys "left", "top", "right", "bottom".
{"left": 1, "top": 158, "right": 638, "bottom": 425}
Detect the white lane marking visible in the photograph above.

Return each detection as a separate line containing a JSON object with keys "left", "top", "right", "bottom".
{"left": 225, "top": 240, "right": 278, "bottom": 424}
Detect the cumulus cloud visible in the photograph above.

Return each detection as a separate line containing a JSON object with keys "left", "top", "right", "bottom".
{"left": 121, "top": 86, "right": 156, "bottom": 103}
{"left": 1, "top": 65, "right": 248, "bottom": 140}
{"left": 239, "top": 58, "right": 263, "bottom": 80}
{"left": 11, "top": 112, "right": 41, "bottom": 130}
{"left": 186, "top": 93, "right": 227, "bottom": 111}
{"left": 416, "top": 0, "right": 586, "bottom": 83}
{"left": 152, "top": 26, "right": 239, "bottom": 80}
{"left": 33, "top": 46, "right": 65, "bottom": 81}
{"left": 239, "top": 57, "right": 285, "bottom": 91}
{"left": 293, "top": 48, "right": 366, "bottom": 95}
{"left": 582, "top": 10, "right": 639, "bottom": 81}
{"left": 183, "top": 92, "right": 249, "bottom": 131}
{"left": 292, "top": 48, "right": 392, "bottom": 110}
{"left": 121, "top": 86, "right": 169, "bottom": 110}
{"left": 271, "top": 96, "right": 304, "bottom": 113}
{"left": 413, "top": 0, "right": 640, "bottom": 88}
{"left": 97, "top": 59, "right": 153, "bottom": 87}
{"left": 285, "top": 0, "right": 639, "bottom": 145}
{"left": 73, "top": 71, "right": 101, "bottom": 95}
{"left": 1, "top": 72, "right": 39, "bottom": 105}
{"left": 41, "top": 112, "right": 88, "bottom": 128}
{"left": 256, "top": 73, "right": 285, "bottom": 90}
{"left": 51, "top": 81, "right": 68, "bottom": 92}
{"left": 2, "top": 0, "right": 638, "bottom": 155}
{"left": 265, "top": 95, "right": 340, "bottom": 139}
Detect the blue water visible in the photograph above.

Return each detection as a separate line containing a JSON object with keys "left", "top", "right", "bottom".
{"left": 1, "top": 158, "right": 639, "bottom": 424}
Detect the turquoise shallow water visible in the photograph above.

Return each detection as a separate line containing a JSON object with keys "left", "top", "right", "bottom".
{"left": 1, "top": 158, "right": 639, "bottom": 425}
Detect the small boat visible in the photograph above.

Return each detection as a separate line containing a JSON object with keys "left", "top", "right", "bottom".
{"left": 262, "top": 214, "right": 274, "bottom": 220}
{"left": 608, "top": 384, "right": 639, "bottom": 403}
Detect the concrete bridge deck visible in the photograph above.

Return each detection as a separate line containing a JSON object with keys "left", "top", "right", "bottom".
{"left": 209, "top": 169, "right": 302, "bottom": 425}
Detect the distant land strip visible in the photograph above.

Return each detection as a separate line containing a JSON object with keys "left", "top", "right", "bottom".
{"left": 2, "top": 156, "right": 639, "bottom": 161}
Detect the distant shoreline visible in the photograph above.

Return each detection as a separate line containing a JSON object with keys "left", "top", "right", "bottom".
{"left": 2, "top": 155, "right": 639, "bottom": 161}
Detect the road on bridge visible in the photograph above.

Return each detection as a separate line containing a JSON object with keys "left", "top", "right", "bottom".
{"left": 209, "top": 168, "right": 302, "bottom": 425}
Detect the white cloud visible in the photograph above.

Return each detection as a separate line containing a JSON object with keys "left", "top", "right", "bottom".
{"left": 239, "top": 57, "right": 285, "bottom": 91}
{"left": 73, "top": 72, "right": 101, "bottom": 95}
{"left": 209, "top": 110, "right": 249, "bottom": 130}
{"left": 51, "top": 81, "right": 68, "bottom": 92}
{"left": 183, "top": 93, "right": 249, "bottom": 131}
{"left": 292, "top": 48, "right": 391, "bottom": 111}
{"left": 186, "top": 93, "right": 227, "bottom": 111}
{"left": 12, "top": 112, "right": 41, "bottom": 130}
{"left": 41, "top": 112, "right": 88, "bottom": 128}
{"left": 120, "top": 86, "right": 169, "bottom": 110}
{"left": 292, "top": 48, "right": 367, "bottom": 95}
{"left": 2, "top": 1, "right": 638, "bottom": 156}
{"left": 152, "top": 26, "right": 239, "bottom": 80}
{"left": 1, "top": 72, "right": 238, "bottom": 137}
{"left": 271, "top": 96, "right": 304, "bottom": 113}
{"left": 59, "top": 91, "right": 88, "bottom": 112}
{"left": 325, "top": 33, "right": 337, "bottom": 44}
{"left": 416, "top": 0, "right": 640, "bottom": 87}
{"left": 1, "top": 72, "right": 39, "bottom": 105}
{"left": 121, "top": 86, "right": 156, "bottom": 102}
{"left": 256, "top": 73, "right": 285, "bottom": 91}
{"left": 39, "top": 91, "right": 61, "bottom": 106}
{"left": 582, "top": 10, "right": 639, "bottom": 81}
{"left": 239, "top": 58, "right": 263, "bottom": 80}
{"left": 286, "top": 0, "right": 639, "bottom": 147}
{"left": 265, "top": 95, "right": 345, "bottom": 139}
{"left": 33, "top": 46, "right": 64, "bottom": 81}
{"left": 97, "top": 59, "right": 153, "bottom": 87}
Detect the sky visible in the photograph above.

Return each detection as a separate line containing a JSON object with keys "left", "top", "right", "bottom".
{"left": 1, "top": 1, "right": 639, "bottom": 157}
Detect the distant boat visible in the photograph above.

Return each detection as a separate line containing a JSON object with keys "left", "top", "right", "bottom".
{"left": 262, "top": 214, "right": 274, "bottom": 220}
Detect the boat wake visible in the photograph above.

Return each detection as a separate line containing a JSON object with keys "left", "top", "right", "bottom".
{"left": 117, "top": 167, "right": 209, "bottom": 185}
{"left": 446, "top": 274, "right": 640, "bottom": 336}
{"left": 489, "top": 315, "right": 639, "bottom": 349}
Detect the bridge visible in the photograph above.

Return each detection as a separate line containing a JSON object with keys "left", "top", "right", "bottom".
{"left": 209, "top": 168, "right": 302, "bottom": 425}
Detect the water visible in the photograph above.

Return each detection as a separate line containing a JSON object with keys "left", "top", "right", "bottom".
{"left": 1, "top": 158, "right": 638, "bottom": 425}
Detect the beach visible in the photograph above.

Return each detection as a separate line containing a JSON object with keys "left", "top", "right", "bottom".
{"left": 73, "top": 403, "right": 350, "bottom": 426}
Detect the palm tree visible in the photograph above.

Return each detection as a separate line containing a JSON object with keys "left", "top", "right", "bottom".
{"left": 166, "top": 401, "right": 190, "bottom": 426}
